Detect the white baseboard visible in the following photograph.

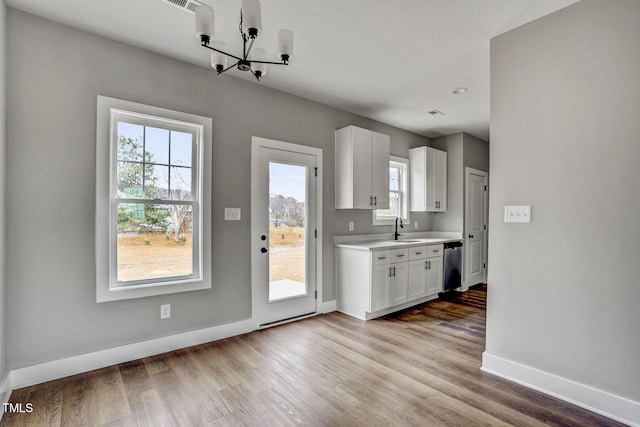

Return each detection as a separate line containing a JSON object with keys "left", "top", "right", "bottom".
{"left": 482, "top": 352, "right": 640, "bottom": 427}
{"left": 320, "top": 300, "right": 337, "bottom": 314}
{"left": 10, "top": 318, "right": 254, "bottom": 390}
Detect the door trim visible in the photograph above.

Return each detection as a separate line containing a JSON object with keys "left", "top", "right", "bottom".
{"left": 464, "top": 167, "right": 489, "bottom": 289}
{"left": 250, "top": 137, "right": 323, "bottom": 329}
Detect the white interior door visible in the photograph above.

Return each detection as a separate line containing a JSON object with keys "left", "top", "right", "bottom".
{"left": 464, "top": 168, "right": 488, "bottom": 287}
{"left": 251, "top": 138, "right": 320, "bottom": 327}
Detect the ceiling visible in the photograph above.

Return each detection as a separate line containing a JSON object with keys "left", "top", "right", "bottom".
{"left": 6, "top": 0, "right": 581, "bottom": 140}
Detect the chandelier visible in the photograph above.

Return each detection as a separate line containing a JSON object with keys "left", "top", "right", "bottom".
{"left": 194, "top": 0, "right": 293, "bottom": 81}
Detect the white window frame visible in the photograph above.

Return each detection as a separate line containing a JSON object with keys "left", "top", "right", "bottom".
{"left": 373, "top": 156, "right": 410, "bottom": 226}
{"left": 96, "top": 96, "right": 212, "bottom": 302}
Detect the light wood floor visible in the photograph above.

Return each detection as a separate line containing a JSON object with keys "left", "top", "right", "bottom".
{"left": 2, "top": 286, "right": 622, "bottom": 426}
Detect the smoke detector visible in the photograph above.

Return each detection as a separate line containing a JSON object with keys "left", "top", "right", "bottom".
{"left": 163, "top": 0, "right": 203, "bottom": 14}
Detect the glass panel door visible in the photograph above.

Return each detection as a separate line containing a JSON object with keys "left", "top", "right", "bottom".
{"left": 268, "top": 162, "right": 307, "bottom": 302}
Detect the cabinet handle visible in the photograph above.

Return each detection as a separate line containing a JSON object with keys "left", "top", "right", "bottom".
{"left": 393, "top": 266, "right": 396, "bottom": 277}
{"left": 370, "top": 196, "right": 373, "bottom": 206}
{"left": 377, "top": 256, "right": 387, "bottom": 260}
{"left": 414, "top": 252, "right": 423, "bottom": 255}
{"left": 374, "top": 196, "right": 377, "bottom": 206}
{"left": 432, "top": 250, "right": 440, "bottom": 253}
{"left": 388, "top": 267, "right": 392, "bottom": 277}
{"left": 397, "top": 254, "right": 405, "bottom": 258}
{"left": 427, "top": 261, "right": 431, "bottom": 270}
{"left": 425, "top": 261, "right": 428, "bottom": 270}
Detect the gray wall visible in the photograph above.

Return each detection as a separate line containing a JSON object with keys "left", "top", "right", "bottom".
{"left": 463, "top": 133, "right": 489, "bottom": 174}
{"left": 488, "top": 0, "right": 640, "bottom": 402}
{"left": 5, "top": 10, "right": 432, "bottom": 369}
{"left": 0, "top": 0, "right": 7, "bottom": 384}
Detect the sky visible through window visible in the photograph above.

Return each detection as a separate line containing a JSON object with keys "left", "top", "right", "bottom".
{"left": 269, "top": 161, "right": 306, "bottom": 201}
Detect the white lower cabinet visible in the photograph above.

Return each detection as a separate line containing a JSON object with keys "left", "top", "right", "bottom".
{"left": 426, "top": 256, "right": 443, "bottom": 296}
{"left": 389, "top": 262, "right": 408, "bottom": 306}
{"left": 408, "top": 259, "right": 428, "bottom": 300}
{"left": 336, "top": 243, "right": 444, "bottom": 320}
{"left": 371, "top": 263, "right": 390, "bottom": 312}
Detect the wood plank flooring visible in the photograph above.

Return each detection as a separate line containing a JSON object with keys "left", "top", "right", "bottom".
{"left": 2, "top": 285, "right": 623, "bottom": 426}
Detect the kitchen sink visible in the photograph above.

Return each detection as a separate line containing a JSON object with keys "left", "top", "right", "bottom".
{"left": 382, "top": 240, "right": 422, "bottom": 244}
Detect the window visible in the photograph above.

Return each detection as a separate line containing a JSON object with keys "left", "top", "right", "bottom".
{"left": 96, "top": 96, "right": 212, "bottom": 302}
{"left": 373, "top": 156, "right": 409, "bottom": 225}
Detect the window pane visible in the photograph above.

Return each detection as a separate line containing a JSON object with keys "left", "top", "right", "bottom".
{"left": 145, "top": 127, "right": 169, "bottom": 165}
{"left": 117, "top": 203, "right": 193, "bottom": 282}
{"left": 117, "top": 122, "right": 143, "bottom": 161}
{"left": 390, "top": 166, "right": 400, "bottom": 191}
{"left": 170, "top": 166, "right": 192, "bottom": 200}
{"left": 171, "top": 131, "right": 192, "bottom": 167}
{"left": 268, "top": 162, "right": 307, "bottom": 302}
{"left": 117, "top": 161, "right": 143, "bottom": 197}
{"left": 147, "top": 164, "right": 169, "bottom": 199}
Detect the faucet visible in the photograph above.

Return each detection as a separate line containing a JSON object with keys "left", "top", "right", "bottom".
{"left": 394, "top": 216, "right": 404, "bottom": 240}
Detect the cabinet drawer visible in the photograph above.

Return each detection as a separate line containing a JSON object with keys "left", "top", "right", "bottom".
{"left": 409, "top": 246, "right": 428, "bottom": 260}
{"left": 390, "top": 248, "right": 409, "bottom": 263}
{"left": 427, "top": 244, "right": 444, "bottom": 257}
{"left": 372, "top": 251, "right": 391, "bottom": 266}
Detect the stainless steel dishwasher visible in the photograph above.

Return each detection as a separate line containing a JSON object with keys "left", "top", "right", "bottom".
{"left": 442, "top": 240, "right": 463, "bottom": 293}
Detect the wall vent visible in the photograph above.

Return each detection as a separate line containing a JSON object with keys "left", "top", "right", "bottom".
{"left": 163, "top": 0, "right": 203, "bottom": 14}
{"left": 427, "top": 109, "right": 446, "bottom": 117}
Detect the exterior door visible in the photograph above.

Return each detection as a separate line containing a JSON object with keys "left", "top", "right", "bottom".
{"left": 252, "top": 138, "right": 320, "bottom": 327}
{"left": 465, "top": 168, "right": 488, "bottom": 287}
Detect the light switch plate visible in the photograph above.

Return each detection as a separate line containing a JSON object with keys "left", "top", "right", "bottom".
{"left": 225, "top": 208, "right": 241, "bottom": 221}
{"left": 504, "top": 205, "right": 531, "bottom": 223}
{"left": 348, "top": 221, "right": 355, "bottom": 232}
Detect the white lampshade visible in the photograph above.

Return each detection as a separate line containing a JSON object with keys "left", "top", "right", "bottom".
{"left": 241, "top": 0, "right": 262, "bottom": 35}
{"left": 278, "top": 29, "right": 294, "bottom": 59}
{"left": 251, "top": 48, "right": 268, "bottom": 76}
{"left": 210, "top": 41, "right": 228, "bottom": 70}
{"left": 195, "top": 5, "right": 215, "bottom": 40}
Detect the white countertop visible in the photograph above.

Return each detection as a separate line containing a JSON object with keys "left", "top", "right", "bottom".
{"left": 335, "top": 237, "right": 463, "bottom": 251}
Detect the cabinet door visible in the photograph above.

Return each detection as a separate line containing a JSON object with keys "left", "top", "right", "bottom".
{"left": 410, "top": 147, "right": 425, "bottom": 211}
{"left": 408, "top": 259, "right": 428, "bottom": 300}
{"left": 352, "top": 127, "right": 374, "bottom": 209}
{"left": 371, "top": 132, "right": 390, "bottom": 209}
{"left": 434, "top": 149, "right": 447, "bottom": 211}
{"left": 426, "top": 257, "right": 443, "bottom": 296}
{"left": 371, "top": 264, "right": 390, "bottom": 312}
{"left": 389, "top": 262, "right": 408, "bottom": 306}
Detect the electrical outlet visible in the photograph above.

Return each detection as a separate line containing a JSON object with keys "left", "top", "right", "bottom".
{"left": 348, "top": 221, "right": 355, "bottom": 232}
{"left": 414, "top": 221, "right": 418, "bottom": 229}
{"left": 160, "top": 304, "right": 171, "bottom": 319}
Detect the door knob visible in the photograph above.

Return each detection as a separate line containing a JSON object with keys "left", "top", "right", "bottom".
{"left": 260, "top": 247, "right": 268, "bottom": 253}
{"left": 261, "top": 235, "right": 267, "bottom": 241}
{"left": 468, "top": 234, "right": 474, "bottom": 239}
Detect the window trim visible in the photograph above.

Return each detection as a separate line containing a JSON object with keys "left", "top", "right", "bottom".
{"left": 373, "top": 156, "right": 410, "bottom": 226}
{"left": 96, "top": 96, "right": 212, "bottom": 302}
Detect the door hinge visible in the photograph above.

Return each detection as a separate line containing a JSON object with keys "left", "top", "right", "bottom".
{"left": 315, "top": 290, "right": 317, "bottom": 299}
{"left": 484, "top": 224, "right": 487, "bottom": 230}
{"left": 314, "top": 167, "right": 317, "bottom": 177}
{"left": 483, "top": 263, "right": 486, "bottom": 269}
{"left": 315, "top": 229, "right": 318, "bottom": 238}
{"left": 484, "top": 185, "right": 488, "bottom": 191}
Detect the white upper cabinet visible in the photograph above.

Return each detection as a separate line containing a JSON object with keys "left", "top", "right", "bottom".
{"left": 410, "top": 146, "right": 447, "bottom": 212}
{"left": 335, "top": 125, "right": 390, "bottom": 209}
